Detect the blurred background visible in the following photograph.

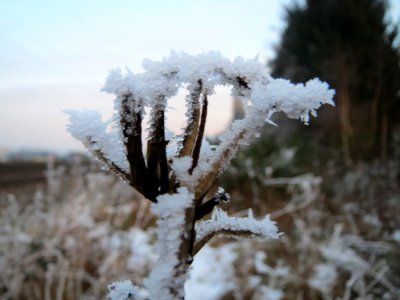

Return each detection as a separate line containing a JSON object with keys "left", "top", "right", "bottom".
{"left": 1, "top": 0, "right": 400, "bottom": 299}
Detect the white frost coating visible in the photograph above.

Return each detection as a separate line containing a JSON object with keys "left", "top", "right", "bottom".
{"left": 190, "top": 77, "right": 334, "bottom": 184}
{"left": 144, "top": 187, "right": 194, "bottom": 300}
{"left": 65, "top": 110, "right": 129, "bottom": 172}
{"left": 104, "top": 53, "right": 333, "bottom": 145}
{"left": 107, "top": 280, "right": 140, "bottom": 300}
{"left": 102, "top": 68, "right": 135, "bottom": 96}
{"left": 171, "top": 156, "right": 193, "bottom": 181}
{"left": 253, "top": 78, "right": 334, "bottom": 124}
{"left": 66, "top": 52, "right": 334, "bottom": 190}
{"left": 195, "top": 208, "right": 280, "bottom": 243}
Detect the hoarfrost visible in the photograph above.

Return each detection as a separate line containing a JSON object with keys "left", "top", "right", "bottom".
{"left": 144, "top": 187, "right": 194, "bottom": 300}
{"left": 66, "top": 51, "right": 334, "bottom": 194}
{"left": 65, "top": 110, "right": 128, "bottom": 172}
{"left": 196, "top": 208, "right": 280, "bottom": 243}
{"left": 171, "top": 156, "right": 193, "bottom": 181}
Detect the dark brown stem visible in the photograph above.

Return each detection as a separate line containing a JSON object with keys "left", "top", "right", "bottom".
{"left": 194, "top": 191, "right": 229, "bottom": 220}
{"left": 193, "top": 229, "right": 259, "bottom": 255}
{"left": 91, "top": 146, "right": 130, "bottom": 182}
{"left": 195, "top": 128, "right": 247, "bottom": 199}
{"left": 173, "top": 204, "right": 196, "bottom": 298}
{"left": 120, "top": 93, "right": 152, "bottom": 201}
{"left": 194, "top": 197, "right": 219, "bottom": 221}
{"left": 179, "top": 80, "right": 203, "bottom": 157}
{"left": 147, "top": 97, "right": 169, "bottom": 197}
{"left": 189, "top": 93, "right": 208, "bottom": 174}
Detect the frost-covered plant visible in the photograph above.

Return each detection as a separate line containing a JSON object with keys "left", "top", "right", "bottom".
{"left": 66, "top": 52, "right": 334, "bottom": 299}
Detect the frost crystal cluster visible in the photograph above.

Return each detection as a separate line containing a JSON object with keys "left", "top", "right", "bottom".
{"left": 66, "top": 52, "right": 334, "bottom": 299}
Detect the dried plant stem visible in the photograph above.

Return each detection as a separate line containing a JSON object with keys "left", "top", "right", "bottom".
{"left": 195, "top": 127, "right": 248, "bottom": 199}
{"left": 189, "top": 93, "right": 208, "bottom": 174}
{"left": 193, "top": 228, "right": 260, "bottom": 255}
{"left": 147, "top": 98, "right": 169, "bottom": 196}
{"left": 91, "top": 147, "right": 130, "bottom": 182}
{"left": 179, "top": 80, "right": 203, "bottom": 157}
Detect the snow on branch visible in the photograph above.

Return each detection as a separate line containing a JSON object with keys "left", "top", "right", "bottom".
{"left": 194, "top": 208, "right": 281, "bottom": 254}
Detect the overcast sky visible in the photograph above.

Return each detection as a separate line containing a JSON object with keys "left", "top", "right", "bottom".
{"left": 0, "top": 0, "right": 399, "bottom": 152}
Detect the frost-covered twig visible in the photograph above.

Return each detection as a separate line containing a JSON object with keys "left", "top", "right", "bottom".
{"left": 65, "top": 109, "right": 130, "bottom": 180}
{"left": 194, "top": 208, "right": 280, "bottom": 255}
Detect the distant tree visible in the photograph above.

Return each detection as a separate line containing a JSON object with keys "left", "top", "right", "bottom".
{"left": 271, "top": 0, "right": 400, "bottom": 164}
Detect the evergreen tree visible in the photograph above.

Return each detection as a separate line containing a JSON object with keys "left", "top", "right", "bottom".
{"left": 271, "top": 0, "right": 400, "bottom": 164}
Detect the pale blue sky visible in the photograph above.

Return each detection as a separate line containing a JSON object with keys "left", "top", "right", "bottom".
{"left": 0, "top": 0, "right": 398, "bottom": 152}
{"left": 0, "top": 0, "right": 295, "bottom": 87}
